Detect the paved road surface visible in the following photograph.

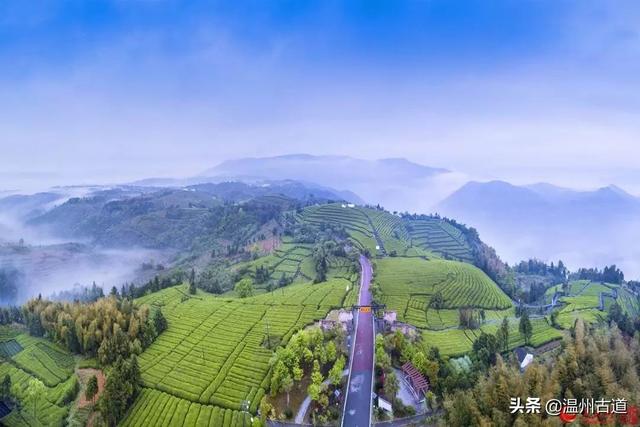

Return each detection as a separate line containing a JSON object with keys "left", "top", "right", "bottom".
{"left": 342, "top": 255, "right": 374, "bottom": 427}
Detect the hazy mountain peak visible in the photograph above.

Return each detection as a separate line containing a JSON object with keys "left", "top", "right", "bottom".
{"left": 600, "top": 184, "right": 634, "bottom": 199}
{"left": 204, "top": 154, "right": 447, "bottom": 175}
{"left": 376, "top": 157, "right": 449, "bottom": 174}
{"left": 200, "top": 154, "right": 451, "bottom": 209}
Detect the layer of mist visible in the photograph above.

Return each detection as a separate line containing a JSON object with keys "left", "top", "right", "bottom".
{"left": 0, "top": 197, "right": 166, "bottom": 305}
{"left": 438, "top": 181, "right": 640, "bottom": 279}
{"left": 0, "top": 244, "right": 162, "bottom": 305}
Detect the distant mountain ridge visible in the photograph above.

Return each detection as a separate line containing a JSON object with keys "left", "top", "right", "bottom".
{"left": 199, "top": 154, "right": 453, "bottom": 212}
{"left": 440, "top": 180, "right": 640, "bottom": 214}
{"left": 201, "top": 154, "right": 449, "bottom": 183}
{"left": 437, "top": 180, "right": 640, "bottom": 278}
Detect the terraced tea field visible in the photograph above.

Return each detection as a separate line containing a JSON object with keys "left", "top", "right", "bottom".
{"left": 1, "top": 333, "right": 74, "bottom": 387}
{"left": 0, "top": 329, "right": 77, "bottom": 426}
{"left": 376, "top": 257, "right": 512, "bottom": 316}
{"left": 421, "top": 317, "right": 562, "bottom": 357}
{"left": 374, "top": 257, "right": 566, "bottom": 357}
{"left": 360, "top": 208, "right": 410, "bottom": 255}
{"left": 298, "top": 204, "right": 378, "bottom": 254}
{"left": 298, "top": 203, "right": 476, "bottom": 261}
{"left": 123, "top": 279, "right": 352, "bottom": 425}
{"left": 617, "top": 287, "right": 640, "bottom": 317}
{"left": 121, "top": 388, "right": 250, "bottom": 427}
{"left": 404, "top": 217, "right": 474, "bottom": 262}
{"left": 544, "top": 280, "right": 634, "bottom": 329}
{"left": 421, "top": 307, "right": 515, "bottom": 330}
{"left": 241, "top": 238, "right": 316, "bottom": 285}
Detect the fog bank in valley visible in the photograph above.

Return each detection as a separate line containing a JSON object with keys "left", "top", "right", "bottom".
{"left": 0, "top": 209, "right": 164, "bottom": 305}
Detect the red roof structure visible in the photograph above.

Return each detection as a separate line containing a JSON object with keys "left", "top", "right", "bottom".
{"left": 401, "top": 362, "right": 429, "bottom": 397}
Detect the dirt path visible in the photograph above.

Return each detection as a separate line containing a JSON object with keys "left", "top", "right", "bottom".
{"left": 76, "top": 368, "right": 105, "bottom": 408}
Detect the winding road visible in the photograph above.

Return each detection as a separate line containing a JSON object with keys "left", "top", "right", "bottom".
{"left": 341, "top": 255, "right": 374, "bottom": 427}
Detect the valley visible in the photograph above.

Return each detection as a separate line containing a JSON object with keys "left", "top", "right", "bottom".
{"left": 1, "top": 188, "right": 639, "bottom": 427}
{"left": 3, "top": 2, "right": 640, "bottom": 425}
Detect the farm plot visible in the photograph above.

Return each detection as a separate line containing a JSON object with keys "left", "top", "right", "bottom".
{"left": 547, "top": 280, "right": 638, "bottom": 323}
{"left": 361, "top": 208, "right": 412, "bottom": 255}
{"left": 549, "top": 281, "right": 612, "bottom": 328}
{"left": 121, "top": 388, "right": 249, "bottom": 427}
{"left": 421, "top": 329, "right": 474, "bottom": 357}
{"left": 404, "top": 217, "right": 474, "bottom": 262}
{"left": 326, "top": 256, "right": 357, "bottom": 281}
{"left": 556, "top": 309, "right": 604, "bottom": 329}
{"left": 0, "top": 339, "right": 22, "bottom": 358}
{"left": 0, "top": 326, "right": 20, "bottom": 341}
{"left": 133, "top": 279, "right": 350, "bottom": 419}
{"left": 559, "top": 295, "right": 600, "bottom": 312}
{"left": 0, "top": 331, "right": 77, "bottom": 427}
{"left": 477, "top": 317, "right": 563, "bottom": 349}
{"left": 3, "top": 334, "right": 74, "bottom": 387}
{"left": 376, "top": 257, "right": 512, "bottom": 322}
{"left": 576, "top": 281, "right": 614, "bottom": 296}
{"left": 617, "top": 288, "right": 640, "bottom": 317}
{"left": 299, "top": 204, "right": 378, "bottom": 254}
{"left": 377, "top": 257, "right": 564, "bottom": 357}
{"left": 419, "top": 308, "right": 514, "bottom": 330}
{"left": 421, "top": 317, "right": 563, "bottom": 357}
{"left": 271, "top": 242, "right": 315, "bottom": 281}
{"left": 241, "top": 239, "right": 316, "bottom": 285}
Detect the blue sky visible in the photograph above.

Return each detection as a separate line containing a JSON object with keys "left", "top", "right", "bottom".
{"left": 1, "top": 0, "right": 639, "bottom": 191}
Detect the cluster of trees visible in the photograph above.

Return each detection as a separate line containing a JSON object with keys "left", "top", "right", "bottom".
{"left": 377, "top": 329, "right": 466, "bottom": 407}
{"left": 282, "top": 215, "right": 348, "bottom": 246}
{"left": 571, "top": 265, "right": 625, "bottom": 284}
{"left": 457, "top": 307, "right": 529, "bottom": 337}
{"left": 443, "top": 321, "right": 640, "bottom": 426}
{"left": 234, "top": 278, "right": 255, "bottom": 298}
{"left": 458, "top": 308, "right": 486, "bottom": 329}
{"left": 512, "top": 259, "right": 569, "bottom": 303}
{"left": 21, "top": 296, "right": 166, "bottom": 365}
{"left": 514, "top": 259, "right": 568, "bottom": 282}
{"left": 0, "top": 305, "right": 23, "bottom": 325}
{"left": 311, "top": 239, "right": 354, "bottom": 283}
{"left": 267, "top": 326, "right": 346, "bottom": 424}
{"left": 518, "top": 281, "right": 549, "bottom": 304}
{"left": 1, "top": 374, "right": 11, "bottom": 400}
{"left": 254, "top": 265, "right": 271, "bottom": 284}
{"left": 50, "top": 282, "right": 105, "bottom": 303}
{"left": 312, "top": 241, "right": 334, "bottom": 283}
{"left": 99, "top": 356, "right": 141, "bottom": 426}
{"left": 0, "top": 266, "right": 23, "bottom": 305}
{"left": 374, "top": 334, "right": 415, "bottom": 418}
{"left": 195, "top": 265, "right": 234, "bottom": 294}
{"left": 429, "top": 291, "right": 445, "bottom": 309}
{"left": 471, "top": 314, "right": 532, "bottom": 370}
{"left": 112, "top": 269, "right": 186, "bottom": 300}
{"left": 609, "top": 301, "right": 640, "bottom": 336}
